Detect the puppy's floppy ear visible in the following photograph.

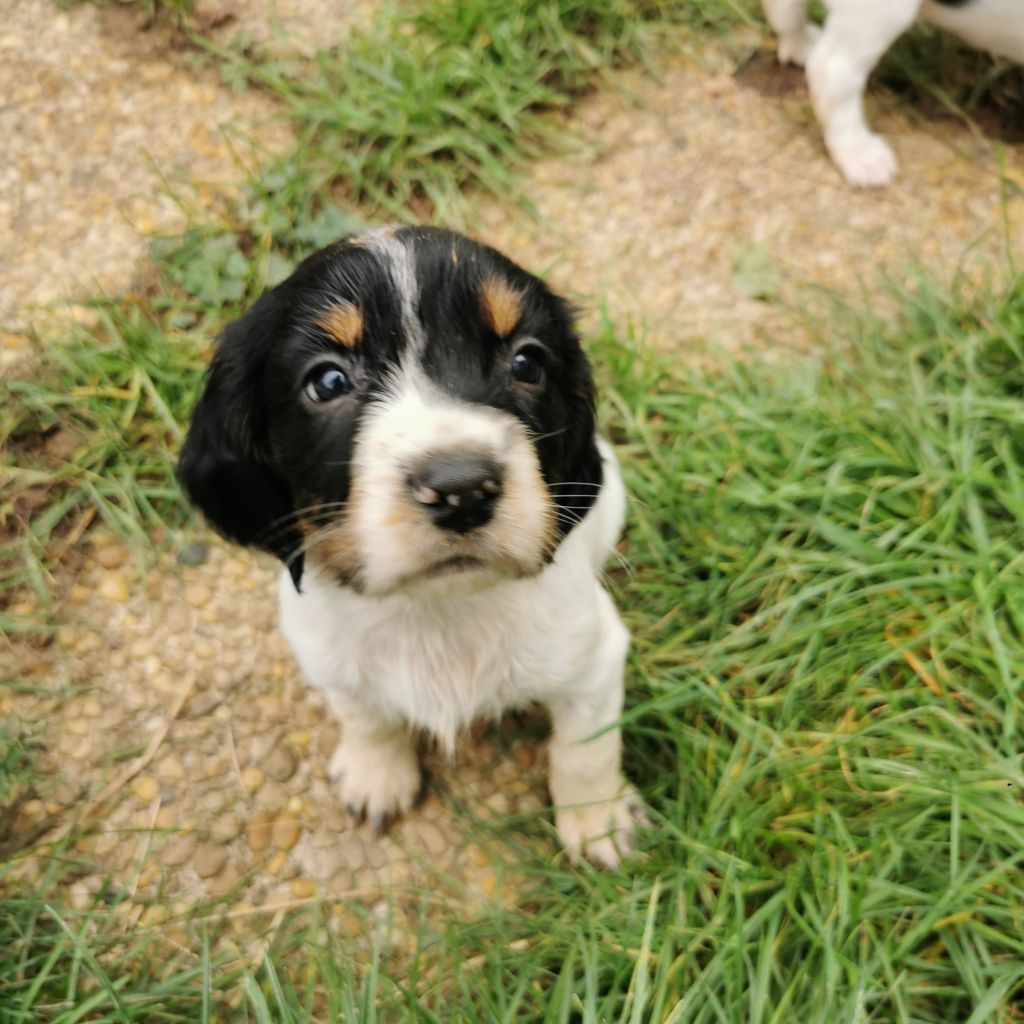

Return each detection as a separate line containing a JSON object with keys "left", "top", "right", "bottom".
{"left": 547, "top": 295, "right": 604, "bottom": 532}
{"left": 558, "top": 348, "right": 603, "bottom": 531}
{"left": 178, "top": 293, "right": 305, "bottom": 589}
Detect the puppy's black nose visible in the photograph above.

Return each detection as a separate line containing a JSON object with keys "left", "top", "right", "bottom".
{"left": 410, "top": 454, "right": 503, "bottom": 533}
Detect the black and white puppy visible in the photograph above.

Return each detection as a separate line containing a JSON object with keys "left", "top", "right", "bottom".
{"left": 764, "top": 0, "right": 1024, "bottom": 186}
{"left": 178, "top": 226, "right": 644, "bottom": 867}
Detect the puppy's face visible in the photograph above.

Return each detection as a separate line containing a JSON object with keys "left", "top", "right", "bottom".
{"left": 179, "top": 227, "right": 602, "bottom": 596}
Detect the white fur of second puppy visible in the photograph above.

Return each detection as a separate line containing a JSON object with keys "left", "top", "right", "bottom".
{"left": 763, "top": 0, "right": 1024, "bottom": 186}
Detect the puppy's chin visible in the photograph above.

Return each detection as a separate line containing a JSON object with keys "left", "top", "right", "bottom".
{"left": 312, "top": 528, "right": 549, "bottom": 599}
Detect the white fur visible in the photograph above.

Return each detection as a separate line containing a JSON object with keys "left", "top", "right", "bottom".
{"left": 282, "top": 362, "right": 641, "bottom": 865}
{"left": 763, "top": 0, "right": 1024, "bottom": 186}
{"left": 354, "top": 226, "right": 427, "bottom": 355}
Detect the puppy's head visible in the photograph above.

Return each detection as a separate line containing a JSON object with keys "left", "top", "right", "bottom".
{"left": 178, "top": 226, "right": 602, "bottom": 596}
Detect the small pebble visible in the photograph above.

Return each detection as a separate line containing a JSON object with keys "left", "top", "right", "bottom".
{"left": 290, "top": 877, "right": 316, "bottom": 899}
{"left": 286, "top": 729, "right": 311, "bottom": 752}
{"left": 478, "top": 871, "right": 499, "bottom": 899}
{"left": 185, "top": 583, "right": 213, "bottom": 609}
{"left": 160, "top": 834, "right": 197, "bottom": 867}
{"left": 256, "top": 695, "right": 285, "bottom": 716}
{"left": 271, "top": 813, "right": 301, "bottom": 851}
{"left": 154, "top": 806, "right": 177, "bottom": 830}
{"left": 265, "top": 746, "right": 297, "bottom": 783}
{"left": 140, "top": 904, "right": 169, "bottom": 926}
{"left": 158, "top": 755, "right": 185, "bottom": 782}
{"left": 337, "top": 835, "right": 367, "bottom": 872}
{"left": 245, "top": 811, "right": 274, "bottom": 853}
{"left": 95, "top": 544, "right": 129, "bottom": 569}
{"left": 254, "top": 782, "right": 288, "bottom": 813}
{"left": 80, "top": 695, "right": 102, "bottom": 719}
{"left": 98, "top": 572, "right": 130, "bottom": 603}
{"left": 207, "top": 865, "right": 241, "bottom": 897}
{"left": 176, "top": 542, "right": 209, "bottom": 567}
{"left": 130, "top": 777, "right": 160, "bottom": 803}
{"left": 193, "top": 843, "right": 228, "bottom": 879}
{"left": 210, "top": 813, "right": 240, "bottom": 843}
{"left": 20, "top": 799, "right": 46, "bottom": 822}
{"left": 68, "top": 881, "right": 93, "bottom": 911}
{"left": 240, "top": 766, "right": 265, "bottom": 793}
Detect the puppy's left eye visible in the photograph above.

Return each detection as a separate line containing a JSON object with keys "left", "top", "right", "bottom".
{"left": 304, "top": 365, "right": 352, "bottom": 402}
{"left": 510, "top": 345, "right": 545, "bottom": 385}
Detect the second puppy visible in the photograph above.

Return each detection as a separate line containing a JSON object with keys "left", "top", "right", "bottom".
{"left": 764, "top": 0, "right": 1024, "bottom": 186}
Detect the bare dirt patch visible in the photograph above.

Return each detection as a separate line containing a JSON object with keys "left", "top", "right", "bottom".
{"left": 0, "top": 0, "right": 295, "bottom": 333}
{"left": 473, "top": 33, "right": 1023, "bottom": 353}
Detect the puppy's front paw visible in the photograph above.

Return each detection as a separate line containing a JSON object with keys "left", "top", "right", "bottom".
{"left": 555, "top": 786, "right": 648, "bottom": 869}
{"left": 329, "top": 737, "right": 420, "bottom": 832}
{"left": 828, "top": 130, "right": 897, "bottom": 187}
{"left": 777, "top": 24, "right": 820, "bottom": 67}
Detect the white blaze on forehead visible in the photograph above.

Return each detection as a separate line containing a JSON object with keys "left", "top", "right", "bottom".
{"left": 353, "top": 226, "right": 425, "bottom": 357}
{"left": 359, "top": 363, "right": 511, "bottom": 464}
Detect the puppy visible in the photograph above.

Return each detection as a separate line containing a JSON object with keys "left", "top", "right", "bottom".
{"left": 178, "top": 226, "right": 645, "bottom": 867}
{"left": 763, "top": 0, "right": 1024, "bottom": 186}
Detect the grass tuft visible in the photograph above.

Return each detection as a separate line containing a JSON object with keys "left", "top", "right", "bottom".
{"left": 205, "top": 0, "right": 746, "bottom": 217}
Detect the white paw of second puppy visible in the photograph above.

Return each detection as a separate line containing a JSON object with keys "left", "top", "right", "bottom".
{"left": 555, "top": 787, "right": 649, "bottom": 869}
{"left": 777, "top": 23, "right": 820, "bottom": 67}
{"left": 328, "top": 739, "right": 421, "bottom": 832}
{"left": 828, "top": 130, "right": 898, "bottom": 187}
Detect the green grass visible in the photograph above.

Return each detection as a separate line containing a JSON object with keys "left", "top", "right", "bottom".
{"left": 4, "top": 276, "right": 1023, "bottom": 1022}
{"left": 4, "top": 0, "right": 1024, "bottom": 1019}
{"left": 203, "top": 0, "right": 750, "bottom": 218}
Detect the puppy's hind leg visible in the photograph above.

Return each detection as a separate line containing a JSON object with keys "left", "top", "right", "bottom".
{"left": 806, "top": 0, "right": 919, "bottom": 186}
{"left": 763, "top": 0, "right": 818, "bottom": 66}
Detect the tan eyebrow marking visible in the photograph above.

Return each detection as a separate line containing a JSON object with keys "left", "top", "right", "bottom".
{"left": 316, "top": 301, "right": 364, "bottom": 348}
{"left": 479, "top": 276, "right": 523, "bottom": 338}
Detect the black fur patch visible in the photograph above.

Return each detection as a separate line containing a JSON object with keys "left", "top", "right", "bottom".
{"left": 178, "top": 227, "right": 603, "bottom": 588}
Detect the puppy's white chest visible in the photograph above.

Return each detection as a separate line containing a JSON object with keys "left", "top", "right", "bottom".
{"left": 360, "top": 613, "right": 523, "bottom": 736}
{"left": 278, "top": 565, "right": 596, "bottom": 749}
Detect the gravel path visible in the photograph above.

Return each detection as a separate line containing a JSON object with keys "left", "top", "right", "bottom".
{"left": 0, "top": 0, "right": 296, "bottom": 333}
{"left": 474, "top": 35, "right": 1023, "bottom": 352}
{"left": 3, "top": 8, "right": 1022, "bottom": 943}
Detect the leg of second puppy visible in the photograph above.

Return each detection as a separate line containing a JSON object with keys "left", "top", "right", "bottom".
{"left": 806, "top": 0, "right": 919, "bottom": 186}
{"left": 763, "top": 0, "right": 818, "bottom": 66}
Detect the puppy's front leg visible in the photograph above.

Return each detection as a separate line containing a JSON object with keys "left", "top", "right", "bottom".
{"left": 547, "top": 612, "right": 645, "bottom": 868}
{"left": 326, "top": 702, "right": 421, "bottom": 832}
{"left": 763, "top": 0, "right": 819, "bottom": 66}
{"left": 806, "top": 0, "right": 919, "bottom": 186}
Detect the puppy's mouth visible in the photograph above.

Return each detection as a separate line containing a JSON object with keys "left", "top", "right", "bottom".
{"left": 425, "top": 554, "right": 487, "bottom": 576}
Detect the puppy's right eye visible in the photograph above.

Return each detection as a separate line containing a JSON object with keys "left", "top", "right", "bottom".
{"left": 304, "top": 365, "right": 351, "bottom": 403}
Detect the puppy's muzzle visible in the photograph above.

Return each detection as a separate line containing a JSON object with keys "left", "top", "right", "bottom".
{"left": 409, "top": 453, "right": 503, "bottom": 534}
